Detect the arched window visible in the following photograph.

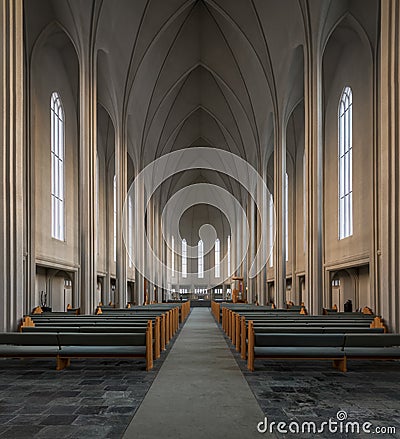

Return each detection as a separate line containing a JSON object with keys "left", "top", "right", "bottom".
{"left": 268, "top": 191, "right": 274, "bottom": 268}
{"left": 303, "top": 151, "right": 306, "bottom": 253}
{"left": 198, "top": 240, "right": 204, "bottom": 278}
{"left": 51, "top": 92, "right": 65, "bottom": 241}
{"left": 338, "top": 86, "right": 353, "bottom": 239}
{"left": 182, "top": 239, "right": 187, "bottom": 278}
{"left": 227, "top": 235, "right": 231, "bottom": 276}
{"left": 171, "top": 236, "right": 175, "bottom": 277}
{"left": 113, "top": 175, "right": 117, "bottom": 262}
{"left": 215, "top": 238, "right": 220, "bottom": 278}
{"left": 285, "top": 172, "right": 289, "bottom": 262}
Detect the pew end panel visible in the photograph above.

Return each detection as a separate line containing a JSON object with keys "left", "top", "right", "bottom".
{"left": 247, "top": 321, "right": 255, "bottom": 371}
{"left": 241, "top": 317, "right": 246, "bottom": 360}
{"left": 146, "top": 321, "right": 153, "bottom": 371}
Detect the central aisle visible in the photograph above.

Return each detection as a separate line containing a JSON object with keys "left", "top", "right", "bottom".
{"left": 122, "top": 308, "right": 265, "bottom": 439}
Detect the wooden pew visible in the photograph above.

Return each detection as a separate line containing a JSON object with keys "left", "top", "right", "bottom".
{"left": 247, "top": 323, "right": 347, "bottom": 372}
{"left": 22, "top": 315, "right": 163, "bottom": 359}
{"left": 56, "top": 323, "right": 153, "bottom": 371}
{"left": 0, "top": 328, "right": 154, "bottom": 372}
{"left": 230, "top": 312, "right": 380, "bottom": 360}
{"left": 343, "top": 334, "right": 400, "bottom": 371}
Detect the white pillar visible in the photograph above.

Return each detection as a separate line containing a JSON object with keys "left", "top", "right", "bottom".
{"left": 134, "top": 177, "right": 145, "bottom": 306}
{"left": 78, "top": 49, "right": 97, "bottom": 314}
{"left": 379, "top": 0, "right": 400, "bottom": 332}
{"left": 115, "top": 128, "right": 127, "bottom": 308}
{"left": 248, "top": 197, "right": 257, "bottom": 304}
{"left": 259, "top": 172, "right": 268, "bottom": 305}
{"left": 0, "top": 0, "right": 24, "bottom": 330}
{"left": 274, "top": 125, "right": 286, "bottom": 309}
{"left": 303, "top": 16, "right": 323, "bottom": 315}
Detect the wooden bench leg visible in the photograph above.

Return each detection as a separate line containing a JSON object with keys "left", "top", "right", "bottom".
{"left": 332, "top": 358, "right": 347, "bottom": 372}
{"left": 338, "top": 357, "right": 347, "bottom": 372}
{"left": 56, "top": 356, "right": 70, "bottom": 371}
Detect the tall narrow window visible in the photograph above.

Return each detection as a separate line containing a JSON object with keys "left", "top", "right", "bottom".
{"left": 128, "top": 194, "right": 133, "bottom": 268}
{"left": 268, "top": 191, "right": 274, "bottom": 268}
{"left": 198, "top": 240, "right": 204, "bottom": 278}
{"left": 285, "top": 172, "right": 289, "bottom": 262}
{"left": 171, "top": 236, "right": 175, "bottom": 277}
{"left": 227, "top": 235, "right": 231, "bottom": 276}
{"left": 338, "top": 86, "right": 353, "bottom": 239}
{"left": 182, "top": 239, "right": 187, "bottom": 278}
{"left": 215, "top": 238, "right": 220, "bottom": 278}
{"left": 113, "top": 175, "right": 117, "bottom": 262}
{"left": 96, "top": 154, "right": 100, "bottom": 255}
{"left": 51, "top": 92, "right": 65, "bottom": 241}
{"left": 303, "top": 152, "right": 306, "bottom": 253}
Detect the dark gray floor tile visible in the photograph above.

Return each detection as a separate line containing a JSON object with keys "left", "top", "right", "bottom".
{"left": 0, "top": 324, "right": 181, "bottom": 438}
{"left": 0, "top": 425, "right": 44, "bottom": 438}
{"left": 0, "top": 415, "right": 17, "bottom": 424}
{"left": 106, "top": 406, "right": 136, "bottom": 414}
{"left": 74, "top": 405, "right": 106, "bottom": 415}
{"left": 40, "top": 415, "right": 78, "bottom": 425}
{"left": 6, "top": 414, "right": 44, "bottom": 425}
{"left": 44, "top": 405, "right": 79, "bottom": 415}
{"left": 0, "top": 405, "right": 21, "bottom": 415}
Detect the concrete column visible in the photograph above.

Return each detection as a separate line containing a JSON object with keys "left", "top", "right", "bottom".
{"left": 242, "top": 207, "right": 247, "bottom": 286}
{"left": 78, "top": 48, "right": 97, "bottom": 314}
{"left": 104, "top": 162, "right": 112, "bottom": 305}
{"left": 0, "top": 0, "right": 24, "bottom": 331}
{"left": 134, "top": 178, "right": 145, "bottom": 306}
{"left": 115, "top": 128, "right": 127, "bottom": 308}
{"left": 234, "top": 211, "right": 241, "bottom": 278}
{"left": 274, "top": 124, "right": 286, "bottom": 309}
{"left": 379, "top": 0, "right": 400, "bottom": 332}
{"left": 147, "top": 200, "right": 154, "bottom": 302}
{"left": 247, "top": 197, "right": 255, "bottom": 303}
{"left": 303, "top": 16, "right": 323, "bottom": 315}
{"left": 289, "top": 161, "right": 297, "bottom": 303}
{"left": 259, "top": 171, "right": 268, "bottom": 306}
{"left": 155, "top": 202, "right": 162, "bottom": 302}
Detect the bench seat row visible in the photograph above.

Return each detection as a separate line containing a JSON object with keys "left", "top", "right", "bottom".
{"left": 214, "top": 304, "right": 396, "bottom": 372}
{"left": 0, "top": 329, "right": 153, "bottom": 371}
{"left": 247, "top": 330, "right": 400, "bottom": 372}
{"left": 11, "top": 303, "right": 192, "bottom": 371}
{"left": 220, "top": 308, "right": 386, "bottom": 350}
{"left": 22, "top": 309, "right": 184, "bottom": 353}
{"left": 96, "top": 301, "right": 191, "bottom": 323}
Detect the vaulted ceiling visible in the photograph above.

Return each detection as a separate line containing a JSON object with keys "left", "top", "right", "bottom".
{"left": 24, "top": 0, "right": 380, "bottom": 209}
{"left": 95, "top": 0, "right": 305, "bottom": 170}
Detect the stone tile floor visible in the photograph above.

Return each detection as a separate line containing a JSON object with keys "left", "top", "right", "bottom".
{"left": 3, "top": 316, "right": 400, "bottom": 438}
{"left": 225, "top": 331, "right": 400, "bottom": 438}
{"left": 0, "top": 328, "right": 180, "bottom": 439}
